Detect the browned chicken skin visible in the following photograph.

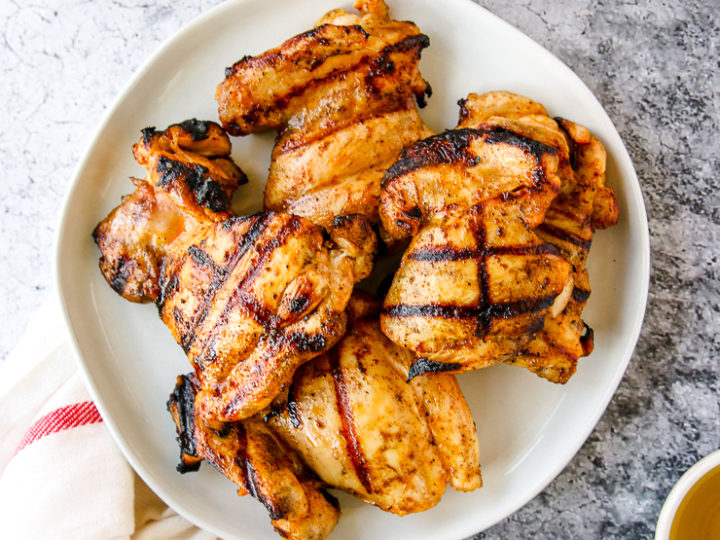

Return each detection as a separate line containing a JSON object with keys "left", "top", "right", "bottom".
{"left": 456, "top": 91, "right": 619, "bottom": 382}
{"left": 94, "top": 122, "right": 377, "bottom": 423}
{"left": 168, "top": 373, "right": 340, "bottom": 540}
{"left": 379, "top": 124, "right": 573, "bottom": 374}
{"left": 216, "top": 0, "right": 432, "bottom": 234}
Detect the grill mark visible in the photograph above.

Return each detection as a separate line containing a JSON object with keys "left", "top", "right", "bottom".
{"left": 277, "top": 106, "right": 417, "bottom": 154}
{"left": 382, "top": 126, "right": 557, "bottom": 187}
{"left": 215, "top": 216, "right": 303, "bottom": 327}
{"left": 572, "top": 287, "right": 591, "bottom": 304}
{"left": 195, "top": 216, "right": 304, "bottom": 363}
{"left": 330, "top": 347, "right": 373, "bottom": 494}
{"left": 187, "top": 245, "right": 224, "bottom": 277}
{"left": 383, "top": 296, "right": 557, "bottom": 322}
{"left": 156, "top": 272, "right": 179, "bottom": 313}
{"left": 407, "top": 358, "right": 463, "bottom": 380}
{"left": 219, "top": 331, "right": 322, "bottom": 420}
{"left": 180, "top": 214, "right": 273, "bottom": 352}
{"left": 537, "top": 222, "right": 592, "bottom": 250}
{"left": 226, "top": 31, "right": 429, "bottom": 136}
{"left": 406, "top": 242, "right": 562, "bottom": 262}
{"left": 546, "top": 204, "right": 583, "bottom": 222}
{"left": 473, "top": 214, "right": 492, "bottom": 337}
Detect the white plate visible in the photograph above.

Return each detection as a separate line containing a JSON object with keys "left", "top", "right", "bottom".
{"left": 54, "top": 0, "right": 650, "bottom": 538}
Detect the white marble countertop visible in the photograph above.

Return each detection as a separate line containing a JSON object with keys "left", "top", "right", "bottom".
{"left": 2, "top": 0, "right": 718, "bottom": 538}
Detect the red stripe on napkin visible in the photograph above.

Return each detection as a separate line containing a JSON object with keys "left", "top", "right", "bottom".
{"left": 14, "top": 401, "right": 103, "bottom": 455}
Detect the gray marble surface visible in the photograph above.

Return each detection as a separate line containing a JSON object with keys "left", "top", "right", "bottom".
{"left": 1, "top": 0, "right": 718, "bottom": 538}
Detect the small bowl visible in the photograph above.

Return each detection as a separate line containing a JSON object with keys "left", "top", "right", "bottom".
{"left": 655, "top": 449, "right": 720, "bottom": 540}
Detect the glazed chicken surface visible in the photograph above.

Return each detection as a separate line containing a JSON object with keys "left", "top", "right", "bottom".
{"left": 94, "top": 122, "right": 377, "bottom": 423}
{"left": 379, "top": 123, "right": 574, "bottom": 374}
{"left": 168, "top": 292, "right": 480, "bottom": 535}
{"left": 216, "top": 0, "right": 432, "bottom": 234}
{"left": 456, "top": 91, "right": 619, "bottom": 382}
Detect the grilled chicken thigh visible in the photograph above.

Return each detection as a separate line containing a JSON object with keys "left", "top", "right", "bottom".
{"left": 95, "top": 122, "right": 377, "bottom": 422}
{"left": 457, "top": 91, "right": 619, "bottom": 382}
{"left": 161, "top": 211, "right": 376, "bottom": 422}
{"left": 379, "top": 126, "right": 573, "bottom": 374}
{"left": 168, "top": 373, "right": 340, "bottom": 540}
{"left": 216, "top": 0, "right": 432, "bottom": 234}
{"left": 267, "top": 304, "right": 481, "bottom": 514}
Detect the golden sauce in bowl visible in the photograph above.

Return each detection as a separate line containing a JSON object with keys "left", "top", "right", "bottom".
{"left": 669, "top": 464, "right": 720, "bottom": 540}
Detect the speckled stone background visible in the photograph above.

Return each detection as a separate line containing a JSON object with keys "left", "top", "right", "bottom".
{"left": 1, "top": 0, "right": 718, "bottom": 538}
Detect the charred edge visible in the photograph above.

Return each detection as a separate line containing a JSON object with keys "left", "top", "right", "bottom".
{"left": 383, "top": 296, "right": 557, "bottom": 323}
{"left": 482, "top": 125, "right": 558, "bottom": 162}
{"left": 554, "top": 117, "right": 579, "bottom": 169}
{"left": 182, "top": 213, "right": 273, "bottom": 351}
{"left": 141, "top": 126, "right": 157, "bottom": 145}
{"left": 536, "top": 222, "right": 592, "bottom": 250}
{"left": 406, "top": 242, "right": 563, "bottom": 262}
{"left": 320, "top": 488, "right": 340, "bottom": 510}
{"left": 287, "top": 382, "right": 301, "bottom": 429}
{"left": 244, "top": 460, "right": 286, "bottom": 521}
{"left": 156, "top": 156, "right": 230, "bottom": 213}
{"left": 381, "top": 129, "right": 478, "bottom": 187}
{"left": 108, "top": 255, "right": 130, "bottom": 295}
{"left": 572, "top": 287, "right": 591, "bottom": 304}
{"left": 382, "top": 126, "right": 557, "bottom": 187}
{"left": 580, "top": 323, "right": 595, "bottom": 356}
{"left": 170, "top": 119, "right": 211, "bottom": 141}
{"left": 188, "top": 245, "right": 224, "bottom": 277}
{"left": 457, "top": 97, "right": 470, "bottom": 123}
{"left": 167, "top": 373, "right": 201, "bottom": 473}
{"left": 416, "top": 81, "right": 432, "bottom": 109}
{"left": 330, "top": 347, "right": 373, "bottom": 494}
{"left": 407, "top": 358, "right": 463, "bottom": 380}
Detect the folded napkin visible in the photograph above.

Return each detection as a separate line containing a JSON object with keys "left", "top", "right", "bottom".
{"left": 0, "top": 294, "right": 216, "bottom": 540}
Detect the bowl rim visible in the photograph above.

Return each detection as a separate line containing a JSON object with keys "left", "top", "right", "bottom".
{"left": 655, "top": 449, "right": 720, "bottom": 539}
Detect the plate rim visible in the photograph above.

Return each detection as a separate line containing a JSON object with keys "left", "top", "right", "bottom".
{"left": 53, "top": 0, "right": 651, "bottom": 538}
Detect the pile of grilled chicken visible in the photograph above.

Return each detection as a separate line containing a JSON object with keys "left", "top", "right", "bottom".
{"left": 93, "top": 0, "right": 618, "bottom": 538}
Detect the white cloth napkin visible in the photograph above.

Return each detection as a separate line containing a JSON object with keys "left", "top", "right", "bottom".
{"left": 0, "top": 294, "right": 216, "bottom": 540}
